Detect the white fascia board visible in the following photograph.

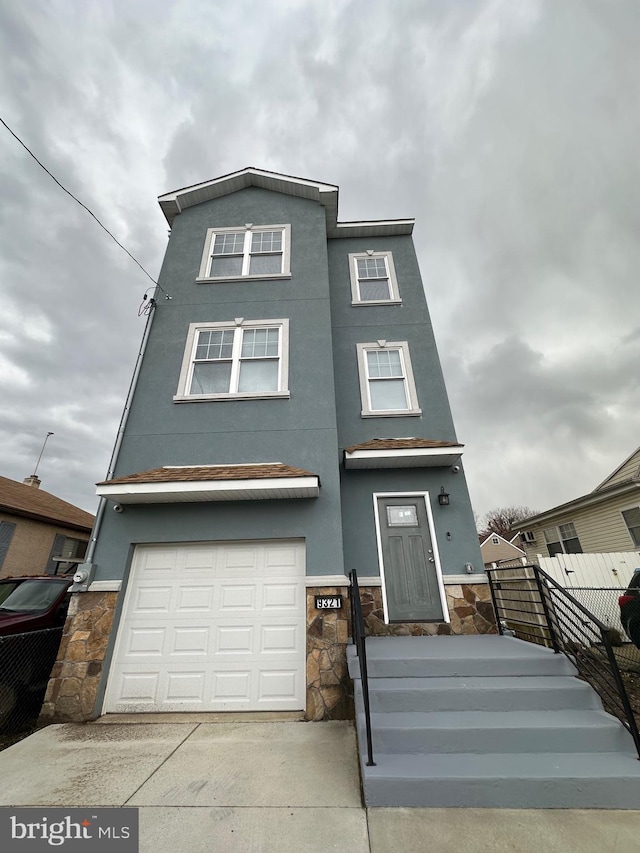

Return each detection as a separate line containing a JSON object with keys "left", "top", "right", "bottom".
{"left": 330, "top": 220, "right": 415, "bottom": 238}
{"left": 96, "top": 476, "right": 320, "bottom": 502}
{"left": 344, "top": 447, "right": 463, "bottom": 467}
{"left": 158, "top": 169, "right": 339, "bottom": 226}
{"left": 158, "top": 169, "right": 337, "bottom": 202}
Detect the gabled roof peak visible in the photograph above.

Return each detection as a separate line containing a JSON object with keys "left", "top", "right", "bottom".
{"left": 158, "top": 167, "right": 414, "bottom": 238}
{"left": 158, "top": 167, "right": 339, "bottom": 229}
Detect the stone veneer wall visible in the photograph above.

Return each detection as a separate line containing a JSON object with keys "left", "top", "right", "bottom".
{"left": 41, "top": 582, "right": 496, "bottom": 724}
{"left": 40, "top": 591, "right": 118, "bottom": 723}
{"left": 361, "top": 583, "right": 497, "bottom": 637}
{"left": 305, "top": 587, "right": 352, "bottom": 721}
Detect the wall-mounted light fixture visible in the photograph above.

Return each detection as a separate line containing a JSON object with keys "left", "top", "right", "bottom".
{"left": 438, "top": 486, "right": 450, "bottom": 506}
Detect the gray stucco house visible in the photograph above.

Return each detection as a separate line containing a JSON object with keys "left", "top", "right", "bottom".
{"left": 44, "top": 168, "right": 488, "bottom": 724}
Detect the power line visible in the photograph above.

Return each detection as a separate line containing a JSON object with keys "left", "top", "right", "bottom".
{"left": 0, "top": 115, "right": 169, "bottom": 295}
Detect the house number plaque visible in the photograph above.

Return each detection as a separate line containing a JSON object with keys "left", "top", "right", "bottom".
{"left": 314, "top": 595, "right": 343, "bottom": 610}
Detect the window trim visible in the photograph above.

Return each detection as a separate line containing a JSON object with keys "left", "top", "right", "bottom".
{"left": 349, "top": 251, "right": 401, "bottom": 305}
{"left": 543, "top": 522, "right": 582, "bottom": 556}
{"left": 174, "top": 319, "right": 290, "bottom": 402}
{"left": 620, "top": 505, "right": 640, "bottom": 548}
{"left": 356, "top": 341, "right": 422, "bottom": 418}
{"left": 197, "top": 224, "right": 292, "bottom": 282}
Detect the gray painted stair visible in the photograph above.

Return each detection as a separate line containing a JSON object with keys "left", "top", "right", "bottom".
{"left": 349, "top": 635, "right": 640, "bottom": 808}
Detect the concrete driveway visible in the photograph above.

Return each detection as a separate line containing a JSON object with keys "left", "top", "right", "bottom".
{"left": 0, "top": 718, "right": 638, "bottom": 852}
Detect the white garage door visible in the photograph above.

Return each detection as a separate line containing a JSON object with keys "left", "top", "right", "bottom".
{"left": 104, "top": 540, "right": 306, "bottom": 713}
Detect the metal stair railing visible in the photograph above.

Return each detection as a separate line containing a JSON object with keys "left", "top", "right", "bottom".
{"left": 486, "top": 563, "right": 640, "bottom": 759}
{"left": 349, "top": 569, "right": 375, "bottom": 766}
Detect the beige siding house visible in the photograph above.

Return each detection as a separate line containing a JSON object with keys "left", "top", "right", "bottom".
{"left": 480, "top": 533, "right": 526, "bottom": 567}
{"left": 0, "top": 475, "right": 94, "bottom": 577}
{"left": 516, "top": 446, "right": 640, "bottom": 560}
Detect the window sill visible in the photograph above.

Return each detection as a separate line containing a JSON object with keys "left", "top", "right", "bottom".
{"left": 174, "top": 391, "right": 291, "bottom": 403}
{"left": 196, "top": 273, "right": 292, "bottom": 284}
{"left": 351, "top": 299, "right": 402, "bottom": 307}
{"left": 361, "top": 408, "right": 422, "bottom": 418}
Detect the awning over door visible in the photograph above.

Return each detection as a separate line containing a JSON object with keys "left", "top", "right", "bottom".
{"left": 344, "top": 438, "right": 463, "bottom": 469}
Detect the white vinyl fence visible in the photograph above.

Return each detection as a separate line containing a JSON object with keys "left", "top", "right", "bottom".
{"left": 493, "top": 552, "right": 640, "bottom": 589}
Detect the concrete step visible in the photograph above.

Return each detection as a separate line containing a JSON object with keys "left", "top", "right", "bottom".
{"left": 349, "top": 635, "right": 640, "bottom": 808}
{"left": 361, "top": 709, "right": 632, "bottom": 755}
{"left": 357, "top": 675, "right": 601, "bottom": 713}
{"left": 349, "top": 636, "right": 576, "bottom": 679}
{"left": 361, "top": 751, "right": 640, "bottom": 809}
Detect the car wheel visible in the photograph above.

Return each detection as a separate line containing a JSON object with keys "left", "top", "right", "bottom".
{"left": 626, "top": 616, "right": 640, "bottom": 650}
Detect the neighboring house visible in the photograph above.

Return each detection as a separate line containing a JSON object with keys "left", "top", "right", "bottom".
{"left": 479, "top": 532, "right": 525, "bottom": 567}
{"left": 0, "top": 475, "right": 94, "bottom": 578}
{"left": 44, "top": 167, "right": 485, "bottom": 724}
{"left": 517, "top": 445, "right": 640, "bottom": 561}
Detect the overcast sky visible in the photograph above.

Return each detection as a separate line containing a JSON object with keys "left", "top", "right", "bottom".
{"left": 1, "top": 0, "right": 639, "bottom": 526}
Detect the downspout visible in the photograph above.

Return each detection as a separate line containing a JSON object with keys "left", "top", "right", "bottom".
{"left": 71, "top": 298, "right": 158, "bottom": 591}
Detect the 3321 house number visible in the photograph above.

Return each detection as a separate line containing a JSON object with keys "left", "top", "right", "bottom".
{"left": 314, "top": 595, "right": 343, "bottom": 610}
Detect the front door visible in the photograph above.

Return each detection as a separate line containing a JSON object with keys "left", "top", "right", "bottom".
{"left": 376, "top": 494, "right": 446, "bottom": 623}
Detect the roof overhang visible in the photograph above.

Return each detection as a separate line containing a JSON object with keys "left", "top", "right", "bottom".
{"left": 518, "top": 480, "right": 640, "bottom": 528}
{"left": 158, "top": 167, "right": 339, "bottom": 230}
{"left": 96, "top": 476, "right": 320, "bottom": 504}
{"left": 157, "top": 167, "right": 414, "bottom": 238}
{"left": 344, "top": 446, "right": 463, "bottom": 469}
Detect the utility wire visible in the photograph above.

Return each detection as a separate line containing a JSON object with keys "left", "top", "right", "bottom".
{"left": 0, "top": 115, "right": 169, "bottom": 296}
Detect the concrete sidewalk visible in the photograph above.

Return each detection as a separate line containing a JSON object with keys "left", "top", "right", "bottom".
{"left": 0, "top": 719, "right": 637, "bottom": 852}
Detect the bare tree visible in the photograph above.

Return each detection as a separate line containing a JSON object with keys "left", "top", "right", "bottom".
{"left": 478, "top": 506, "right": 537, "bottom": 540}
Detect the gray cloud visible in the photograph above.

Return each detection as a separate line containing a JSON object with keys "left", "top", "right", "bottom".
{"left": 0, "top": 0, "right": 638, "bottom": 523}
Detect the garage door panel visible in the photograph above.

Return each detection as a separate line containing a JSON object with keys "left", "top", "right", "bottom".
{"left": 219, "top": 584, "right": 256, "bottom": 611}
{"left": 172, "top": 627, "right": 210, "bottom": 654}
{"left": 258, "top": 670, "right": 299, "bottom": 701}
{"left": 166, "top": 671, "right": 206, "bottom": 702}
{"left": 175, "top": 586, "right": 215, "bottom": 611}
{"left": 212, "top": 671, "right": 251, "bottom": 701}
{"left": 260, "top": 624, "right": 300, "bottom": 653}
{"left": 262, "top": 583, "right": 299, "bottom": 609}
{"left": 215, "top": 625, "right": 253, "bottom": 654}
{"left": 125, "top": 627, "right": 166, "bottom": 656}
{"left": 132, "top": 586, "right": 173, "bottom": 613}
{"left": 104, "top": 540, "right": 305, "bottom": 713}
{"left": 118, "top": 672, "right": 160, "bottom": 704}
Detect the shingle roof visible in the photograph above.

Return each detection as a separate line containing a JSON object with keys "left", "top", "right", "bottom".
{"left": 0, "top": 476, "right": 94, "bottom": 531}
{"left": 100, "top": 464, "right": 317, "bottom": 486}
{"left": 345, "top": 438, "right": 463, "bottom": 453}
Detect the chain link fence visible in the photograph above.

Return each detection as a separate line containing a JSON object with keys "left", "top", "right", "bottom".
{"left": 0, "top": 627, "right": 64, "bottom": 734}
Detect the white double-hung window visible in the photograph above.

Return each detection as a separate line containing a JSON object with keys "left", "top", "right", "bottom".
{"left": 349, "top": 251, "right": 400, "bottom": 305}
{"left": 198, "top": 225, "right": 291, "bottom": 281}
{"left": 356, "top": 341, "right": 421, "bottom": 417}
{"left": 174, "top": 319, "right": 290, "bottom": 401}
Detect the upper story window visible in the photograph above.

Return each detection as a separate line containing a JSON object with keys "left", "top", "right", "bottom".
{"left": 174, "top": 319, "right": 290, "bottom": 402}
{"left": 622, "top": 507, "right": 640, "bottom": 547}
{"left": 356, "top": 341, "right": 421, "bottom": 418}
{"left": 543, "top": 522, "right": 582, "bottom": 556}
{"left": 197, "top": 225, "right": 292, "bottom": 282}
{"left": 349, "top": 251, "right": 400, "bottom": 305}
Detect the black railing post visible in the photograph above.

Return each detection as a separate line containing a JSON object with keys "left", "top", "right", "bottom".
{"left": 349, "top": 569, "right": 376, "bottom": 767}
{"left": 532, "top": 566, "right": 561, "bottom": 653}
{"left": 599, "top": 627, "right": 640, "bottom": 760}
{"left": 485, "top": 570, "right": 504, "bottom": 635}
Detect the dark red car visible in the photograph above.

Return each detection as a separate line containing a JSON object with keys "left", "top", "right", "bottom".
{"left": 0, "top": 577, "right": 72, "bottom": 637}
{"left": 618, "top": 570, "right": 640, "bottom": 649}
